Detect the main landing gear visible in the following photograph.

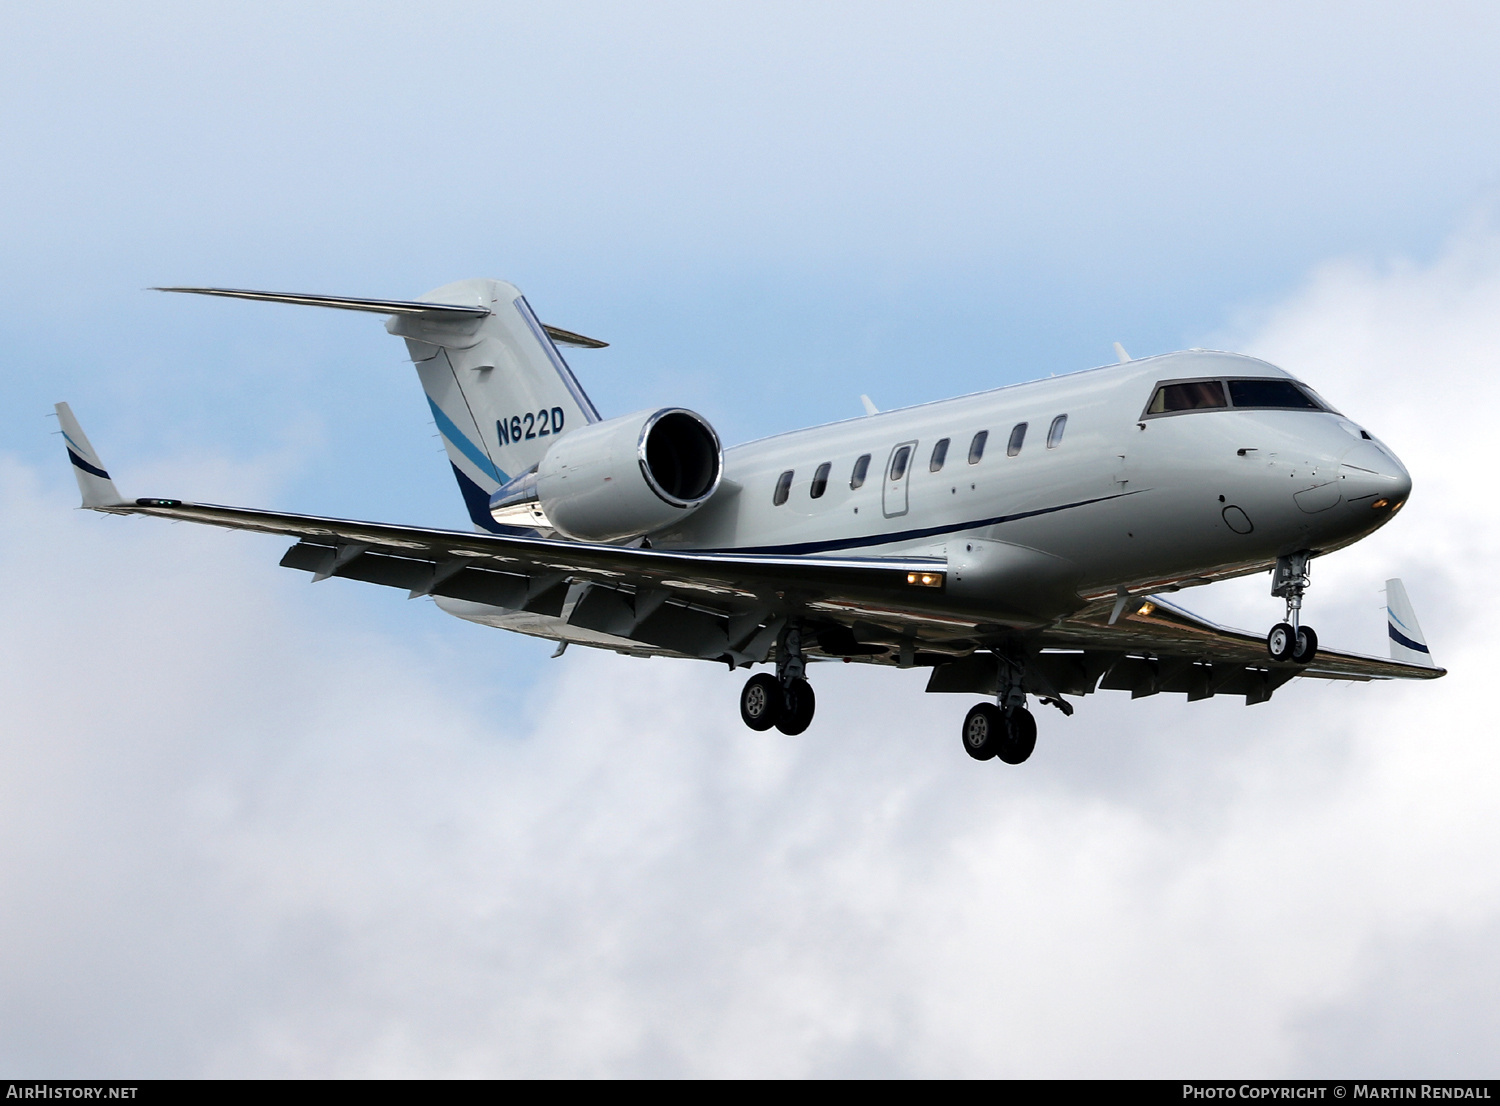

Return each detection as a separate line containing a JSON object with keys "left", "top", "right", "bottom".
{"left": 1266, "top": 551, "right": 1319, "bottom": 664}
{"left": 960, "top": 653, "right": 1037, "bottom": 765}
{"left": 739, "top": 625, "right": 817, "bottom": 735}
{"left": 962, "top": 702, "right": 1037, "bottom": 764}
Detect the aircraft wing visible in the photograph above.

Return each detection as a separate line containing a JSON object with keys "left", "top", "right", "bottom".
{"left": 95, "top": 491, "right": 1443, "bottom": 700}
{"left": 927, "top": 590, "right": 1444, "bottom": 708}
{"left": 88, "top": 494, "right": 957, "bottom": 665}
{"left": 1047, "top": 593, "right": 1442, "bottom": 682}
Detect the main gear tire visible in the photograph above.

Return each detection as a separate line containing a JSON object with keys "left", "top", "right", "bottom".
{"left": 962, "top": 703, "right": 1003, "bottom": 761}
{"left": 775, "top": 677, "right": 816, "bottom": 735}
{"left": 740, "top": 673, "right": 782, "bottom": 731}
{"left": 996, "top": 706, "right": 1038, "bottom": 765}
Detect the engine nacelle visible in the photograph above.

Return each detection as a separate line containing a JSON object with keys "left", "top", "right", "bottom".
{"left": 530, "top": 408, "right": 723, "bottom": 542}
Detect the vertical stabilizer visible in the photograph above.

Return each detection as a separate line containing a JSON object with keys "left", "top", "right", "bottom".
{"left": 1386, "top": 579, "right": 1435, "bottom": 667}
{"left": 387, "top": 279, "right": 601, "bottom": 531}
{"left": 54, "top": 403, "right": 125, "bottom": 507}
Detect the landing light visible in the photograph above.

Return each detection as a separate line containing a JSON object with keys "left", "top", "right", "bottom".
{"left": 1371, "top": 498, "right": 1389, "bottom": 509}
{"left": 1137, "top": 601, "right": 1156, "bottom": 616}
{"left": 907, "top": 572, "right": 944, "bottom": 588}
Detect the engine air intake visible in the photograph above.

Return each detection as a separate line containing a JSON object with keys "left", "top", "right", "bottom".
{"left": 641, "top": 409, "right": 721, "bottom": 506}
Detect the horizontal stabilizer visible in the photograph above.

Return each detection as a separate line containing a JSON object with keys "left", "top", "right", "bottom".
{"left": 54, "top": 402, "right": 126, "bottom": 507}
{"left": 1386, "top": 578, "right": 1436, "bottom": 667}
{"left": 154, "top": 286, "right": 609, "bottom": 347}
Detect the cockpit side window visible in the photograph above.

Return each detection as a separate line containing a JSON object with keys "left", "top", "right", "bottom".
{"left": 1146, "top": 379, "right": 1228, "bottom": 415}
{"left": 1227, "top": 379, "right": 1325, "bottom": 410}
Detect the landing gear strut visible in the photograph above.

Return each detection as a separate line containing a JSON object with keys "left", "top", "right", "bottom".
{"left": 961, "top": 654, "right": 1037, "bottom": 765}
{"left": 1267, "top": 551, "right": 1319, "bottom": 664}
{"left": 738, "top": 624, "right": 817, "bottom": 735}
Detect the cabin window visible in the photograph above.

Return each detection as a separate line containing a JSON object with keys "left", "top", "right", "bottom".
{"left": 1047, "top": 414, "right": 1067, "bottom": 448}
{"left": 850, "top": 453, "right": 871, "bottom": 489}
{"left": 889, "top": 445, "right": 912, "bottom": 481}
{"left": 1146, "top": 379, "right": 1228, "bottom": 415}
{"left": 1227, "top": 379, "right": 1324, "bottom": 410}
{"left": 810, "top": 461, "right": 831, "bottom": 499}
{"left": 773, "top": 470, "right": 793, "bottom": 506}
{"left": 929, "top": 438, "right": 950, "bottom": 472}
{"left": 967, "top": 431, "right": 988, "bottom": 464}
{"left": 1007, "top": 422, "right": 1027, "bottom": 457}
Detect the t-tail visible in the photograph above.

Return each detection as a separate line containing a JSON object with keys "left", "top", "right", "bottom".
{"left": 156, "top": 280, "right": 606, "bottom": 532}
{"left": 1386, "top": 578, "right": 1436, "bottom": 667}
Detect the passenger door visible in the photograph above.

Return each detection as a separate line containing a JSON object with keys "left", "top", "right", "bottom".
{"left": 883, "top": 440, "right": 917, "bottom": 518}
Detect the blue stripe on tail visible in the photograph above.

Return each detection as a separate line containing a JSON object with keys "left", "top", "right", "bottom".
{"left": 426, "top": 397, "right": 506, "bottom": 484}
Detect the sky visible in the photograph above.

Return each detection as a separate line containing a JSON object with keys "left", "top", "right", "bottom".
{"left": 2, "top": 0, "right": 1499, "bottom": 1078}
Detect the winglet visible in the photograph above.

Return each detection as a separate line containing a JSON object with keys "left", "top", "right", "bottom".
{"left": 1386, "top": 578, "right": 1436, "bottom": 668}
{"left": 54, "top": 403, "right": 127, "bottom": 507}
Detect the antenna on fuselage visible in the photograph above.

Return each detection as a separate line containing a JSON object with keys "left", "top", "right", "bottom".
{"left": 860, "top": 395, "right": 880, "bottom": 416}
{"left": 1113, "top": 342, "right": 1132, "bottom": 363}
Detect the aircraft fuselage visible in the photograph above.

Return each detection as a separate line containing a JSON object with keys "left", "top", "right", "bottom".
{"left": 656, "top": 350, "right": 1410, "bottom": 619}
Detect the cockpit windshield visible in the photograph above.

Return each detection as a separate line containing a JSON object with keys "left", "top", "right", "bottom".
{"left": 1144, "top": 377, "right": 1330, "bottom": 419}
{"left": 1226, "top": 379, "right": 1324, "bottom": 410}
{"left": 1147, "top": 380, "right": 1227, "bottom": 414}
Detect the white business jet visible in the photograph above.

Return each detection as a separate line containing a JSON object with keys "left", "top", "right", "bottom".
{"left": 56, "top": 279, "right": 1442, "bottom": 765}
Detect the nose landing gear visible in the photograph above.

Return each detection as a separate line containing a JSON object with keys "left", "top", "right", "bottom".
{"left": 1267, "top": 552, "right": 1319, "bottom": 664}
{"left": 738, "top": 624, "right": 817, "bottom": 735}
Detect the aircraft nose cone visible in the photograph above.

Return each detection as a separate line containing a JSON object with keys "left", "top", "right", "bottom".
{"left": 1339, "top": 440, "right": 1411, "bottom": 511}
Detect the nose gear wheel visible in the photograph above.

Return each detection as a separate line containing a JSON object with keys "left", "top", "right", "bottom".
{"left": 1268, "top": 552, "right": 1319, "bottom": 665}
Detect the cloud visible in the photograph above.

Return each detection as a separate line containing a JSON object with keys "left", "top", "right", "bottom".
{"left": 3, "top": 225, "right": 1500, "bottom": 1077}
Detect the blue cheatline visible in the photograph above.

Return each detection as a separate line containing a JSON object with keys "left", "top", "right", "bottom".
{"left": 718, "top": 490, "right": 1138, "bottom": 556}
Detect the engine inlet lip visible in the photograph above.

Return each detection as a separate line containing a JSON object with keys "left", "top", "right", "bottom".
{"left": 636, "top": 407, "right": 724, "bottom": 509}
